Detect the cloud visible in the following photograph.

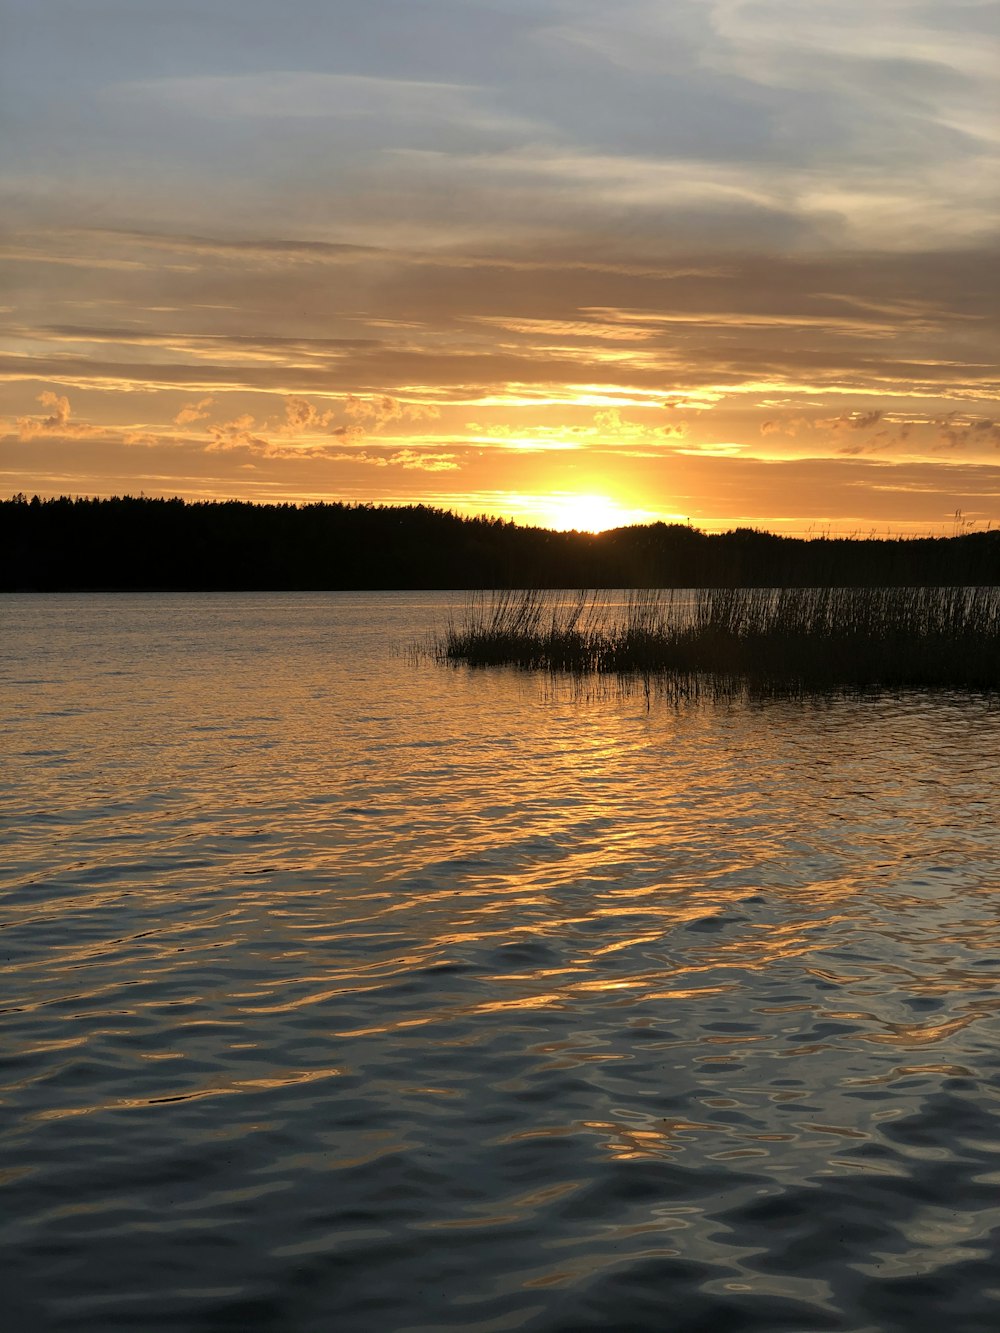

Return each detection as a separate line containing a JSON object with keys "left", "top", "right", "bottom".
{"left": 281, "top": 395, "right": 335, "bottom": 432}
{"left": 324, "top": 448, "right": 457, "bottom": 471}
{"left": 109, "top": 71, "right": 538, "bottom": 142}
{"left": 2, "top": 231, "right": 996, "bottom": 419}
{"left": 18, "top": 390, "right": 70, "bottom": 437}
{"left": 461, "top": 409, "right": 688, "bottom": 454}
{"left": 837, "top": 421, "right": 916, "bottom": 456}
{"left": 342, "top": 394, "right": 441, "bottom": 433}
{"left": 819, "top": 409, "right": 884, "bottom": 434}
{"left": 174, "top": 395, "right": 214, "bottom": 426}
{"left": 388, "top": 450, "right": 458, "bottom": 472}
{"left": 849, "top": 409, "right": 884, "bottom": 431}
{"left": 7, "top": 0, "right": 999, "bottom": 269}
{"left": 206, "top": 414, "right": 270, "bottom": 454}
{"left": 592, "top": 407, "right": 687, "bottom": 445}
{"left": 16, "top": 391, "right": 104, "bottom": 441}
{"left": 934, "top": 412, "right": 1000, "bottom": 450}
{"left": 759, "top": 417, "right": 821, "bottom": 437}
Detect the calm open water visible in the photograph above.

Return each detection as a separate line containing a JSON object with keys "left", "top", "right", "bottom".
{"left": 3, "top": 592, "right": 1000, "bottom": 1333}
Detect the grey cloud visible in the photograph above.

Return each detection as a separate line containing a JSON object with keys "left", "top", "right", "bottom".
{"left": 853, "top": 410, "right": 883, "bottom": 430}
{"left": 934, "top": 413, "right": 1000, "bottom": 450}
{"left": 62, "top": 230, "right": 384, "bottom": 263}
{"left": 5, "top": 0, "right": 997, "bottom": 261}
{"left": 110, "top": 71, "right": 532, "bottom": 130}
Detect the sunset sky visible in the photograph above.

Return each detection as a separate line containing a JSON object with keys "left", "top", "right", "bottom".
{"left": 1, "top": 0, "right": 998, "bottom": 533}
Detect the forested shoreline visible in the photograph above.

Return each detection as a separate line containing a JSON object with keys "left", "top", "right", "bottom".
{"left": 3, "top": 494, "right": 1000, "bottom": 591}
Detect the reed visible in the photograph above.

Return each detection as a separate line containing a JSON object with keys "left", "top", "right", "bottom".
{"left": 437, "top": 586, "right": 1000, "bottom": 692}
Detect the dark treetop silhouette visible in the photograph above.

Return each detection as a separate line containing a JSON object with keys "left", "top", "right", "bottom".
{"left": 4, "top": 494, "right": 1000, "bottom": 591}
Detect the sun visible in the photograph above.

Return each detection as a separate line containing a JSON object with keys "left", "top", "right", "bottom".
{"left": 544, "top": 493, "right": 644, "bottom": 533}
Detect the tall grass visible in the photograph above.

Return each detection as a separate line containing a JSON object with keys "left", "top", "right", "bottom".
{"left": 437, "top": 586, "right": 1000, "bottom": 692}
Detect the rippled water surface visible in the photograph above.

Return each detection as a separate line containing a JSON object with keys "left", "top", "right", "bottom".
{"left": 4, "top": 592, "right": 1000, "bottom": 1333}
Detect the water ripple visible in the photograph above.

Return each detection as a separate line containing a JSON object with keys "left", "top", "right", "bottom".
{"left": 3, "top": 593, "right": 1000, "bottom": 1331}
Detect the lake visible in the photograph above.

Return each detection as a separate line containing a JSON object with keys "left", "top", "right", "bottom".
{"left": 3, "top": 592, "right": 1000, "bottom": 1332}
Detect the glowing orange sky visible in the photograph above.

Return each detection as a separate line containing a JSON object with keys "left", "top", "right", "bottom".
{"left": 1, "top": 1, "right": 997, "bottom": 535}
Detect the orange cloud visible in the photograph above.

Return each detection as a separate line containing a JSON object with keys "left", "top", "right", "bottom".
{"left": 173, "top": 396, "right": 215, "bottom": 426}
{"left": 592, "top": 407, "right": 687, "bottom": 444}
{"left": 389, "top": 449, "right": 457, "bottom": 471}
{"left": 282, "top": 395, "right": 335, "bottom": 432}
{"left": 332, "top": 423, "right": 367, "bottom": 442}
{"left": 206, "top": 414, "right": 270, "bottom": 453}
{"left": 343, "top": 394, "right": 441, "bottom": 432}
{"left": 325, "top": 448, "right": 457, "bottom": 471}
{"left": 16, "top": 391, "right": 104, "bottom": 441}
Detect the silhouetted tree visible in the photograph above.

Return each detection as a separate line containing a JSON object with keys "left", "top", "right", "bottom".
{"left": 2, "top": 495, "right": 998, "bottom": 591}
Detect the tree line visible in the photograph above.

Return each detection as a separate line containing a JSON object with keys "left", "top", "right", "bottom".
{"left": 3, "top": 494, "right": 1000, "bottom": 590}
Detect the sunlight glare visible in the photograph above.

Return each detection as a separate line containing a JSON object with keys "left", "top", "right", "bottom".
{"left": 544, "top": 494, "right": 648, "bottom": 533}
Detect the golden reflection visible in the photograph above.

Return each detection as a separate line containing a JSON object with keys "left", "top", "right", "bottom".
{"left": 414, "top": 1180, "right": 581, "bottom": 1232}
{"left": 522, "top": 1270, "right": 587, "bottom": 1290}
{"left": 644, "top": 985, "right": 737, "bottom": 1001}
{"left": 843, "top": 1063, "right": 974, "bottom": 1085}
{"left": 862, "top": 1015, "right": 977, "bottom": 1045}
{"left": 584, "top": 1116, "right": 727, "bottom": 1161}
{"left": 588, "top": 930, "right": 668, "bottom": 958}
{"left": 699, "top": 1034, "right": 764, "bottom": 1046}
{"left": 473, "top": 993, "right": 569, "bottom": 1013}
{"left": 32, "top": 1064, "right": 347, "bottom": 1121}
{"left": 586, "top": 1113, "right": 812, "bottom": 1163}
{"left": 797, "top": 1122, "right": 869, "bottom": 1139}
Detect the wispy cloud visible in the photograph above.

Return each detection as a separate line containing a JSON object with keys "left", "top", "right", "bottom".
{"left": 109, "top": 71, "right": 541, "bottom": 144}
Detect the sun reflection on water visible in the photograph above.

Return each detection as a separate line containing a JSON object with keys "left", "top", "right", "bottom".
{"left": 6, "top": 594, "right": 1000, "bottom": 1332}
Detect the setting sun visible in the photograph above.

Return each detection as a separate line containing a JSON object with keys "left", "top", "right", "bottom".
{"left": 542, "top": 494, "right": 651, "bottom": 533}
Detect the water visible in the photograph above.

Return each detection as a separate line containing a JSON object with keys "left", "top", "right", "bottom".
{"left": 3, "top": 592, "right": 1000, "bottom": 1333}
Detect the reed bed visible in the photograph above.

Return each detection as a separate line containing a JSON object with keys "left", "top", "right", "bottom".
{"left": 437, "top": 586, "right": 1000, "bottom": 692}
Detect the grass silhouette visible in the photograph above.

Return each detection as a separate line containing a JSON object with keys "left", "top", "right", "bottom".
{"left": 438, "top": 587, "right": 1000, "bottom": 693}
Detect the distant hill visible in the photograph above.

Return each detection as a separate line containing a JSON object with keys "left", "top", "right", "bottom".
{"left": 3, "top": 494, "right": 999, "bottom": 590}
